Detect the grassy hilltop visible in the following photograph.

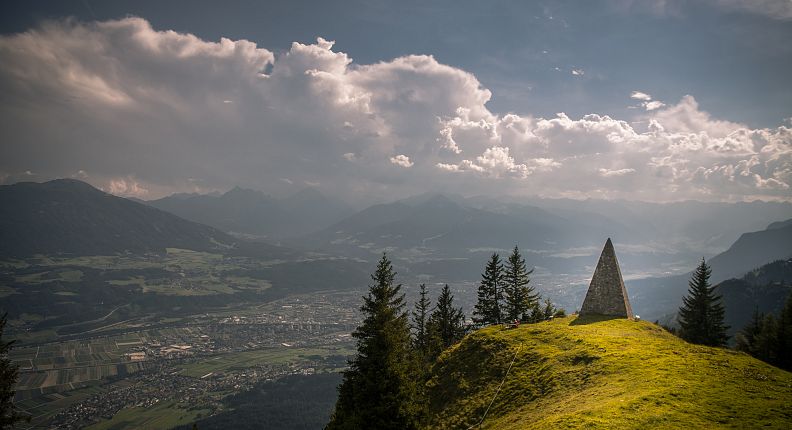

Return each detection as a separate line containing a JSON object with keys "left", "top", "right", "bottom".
{"left": 427, "top": 316, "right": 792, "bottom": 429}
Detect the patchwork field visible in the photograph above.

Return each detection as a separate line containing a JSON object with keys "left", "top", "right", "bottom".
{"left": 10, "top": 327, "right": 202, "bottom": 397}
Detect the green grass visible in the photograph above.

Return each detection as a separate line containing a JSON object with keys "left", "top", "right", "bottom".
{"left": 427, "top": 315, "right": 792, "bottom": 429}
{"left": 178, "top": 346, "right": 353, "bottom": 378}
{"left": 85, "top": 399, "right": 209, "bottom": 430}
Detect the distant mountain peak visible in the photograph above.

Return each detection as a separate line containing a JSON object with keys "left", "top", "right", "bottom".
{"left": 222, "top": 186, "right": 270, "bottom": 202}
{"left": 41, "top": 178, "right": 104, "bottom": 193}
{"left": 0, "top": 179, "right": 238, "bottom": 257}
{"left": 767, "top": 218, "right": 792, "bottom": 231}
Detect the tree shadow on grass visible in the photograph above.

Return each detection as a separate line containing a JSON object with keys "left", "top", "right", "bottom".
{"left": 569, "top": 314, "right": 625, "bottom": 325}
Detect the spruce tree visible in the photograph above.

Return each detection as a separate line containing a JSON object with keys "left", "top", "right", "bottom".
{"left": 755, "top": 314, "right": 779, "bottom": 364}
{"left": 736, "top": 308, "right": 764, "bottom": 356}
{"left": 1, "top": 314, "right": 28, "bottom": 428}
{"left": 427, "top": 284, "right": 465, "bottom": 359}
{"left": 472, "top": 253, "right": 503, "bottom": 326}
{"left": 411, "top": 284, "right": 431, "bottom": 361}
{"left": 327, "top": 255, "right": 419, "bottom": 430}
{"left": 503, "top": 246, "right": 537, "bottom": 322}
{"left": 677, "top": 259, "right": 729, "bottom": 347}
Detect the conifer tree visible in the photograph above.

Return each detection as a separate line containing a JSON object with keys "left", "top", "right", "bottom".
{"left": 755, "top": 314, "right": 779, "bottom": 364}
{"left": 411, "top": 284, "right": 431, "bottom": 361}
{"left": 1, "top": 314, "right": 28, "bottom": 428}
{"left": 677, "top": 259, "right": 729, "bottom": 347}
{"left": 472, "top": 253, "right": 503, "bottom": 326}
{"left": 427, "top": 284, "right": 465, "bottom": 359}
{"left": 736, "top": 308, "right": 764, "bottom": 356}
{"left": 735, "top": 293, "right": 792, "bottom": 370}
{"left": 327, "top": 255, "right": 419, "bottom": 430}
{"left": 503, "top": 246, "right": 538, "bottom": 322}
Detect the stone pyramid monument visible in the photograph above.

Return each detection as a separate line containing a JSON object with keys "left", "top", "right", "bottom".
{"left": 579, "top": 238, "right": 634, "bottom": 318}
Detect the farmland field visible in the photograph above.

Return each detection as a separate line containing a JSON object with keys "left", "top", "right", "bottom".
{"left": 177, "top": 346, "right": 354, "bottom": 378}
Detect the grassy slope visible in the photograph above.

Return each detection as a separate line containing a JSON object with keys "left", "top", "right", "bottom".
{"left": 427, "top": 315, "right": 792, "bottom": 429}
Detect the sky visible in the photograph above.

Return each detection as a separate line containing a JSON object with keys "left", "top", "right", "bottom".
{"left": 1, "top": 0, "right": 791, "bottom": 204}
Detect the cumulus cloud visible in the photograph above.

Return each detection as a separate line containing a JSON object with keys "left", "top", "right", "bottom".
{"left": 106, "top": 177, "right": 149, "bottom": 198}
{"left": 629, "top": 91, "right": 665, "bottom": 111}
{"left": 571, "top": 68, "right": 585, "bottom": 76}
{"left": 0, "top": 17, "right": 790, "bottom": 203}
{"left": 390, "top": 154, "right": 414, "bottom": 168}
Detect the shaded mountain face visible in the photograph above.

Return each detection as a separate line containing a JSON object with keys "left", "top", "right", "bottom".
{"left": 717, "top": 259, "right": 792, "bottom": 337}
{"left": 147, "top": 186, "right": 354, "bottom": 239}
{"left": 628, "top": 220, "right": 792, "bottom": 322}
{"left": 0, "top": 180, "right": 239, "bottom": 258}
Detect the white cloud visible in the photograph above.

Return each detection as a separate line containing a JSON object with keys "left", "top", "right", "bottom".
{"left": 571, "top": 68, "right": 585, "bottom": 76}
{"left": 598, "top": 168, "right": 636, "bottom": 177}
{"left": 0, "top": 17, "right": 790, "bottom": 203}
{"left": 651, "top": 95, "right": 743, "bottom": 137}
{"left": 390, "top": 154, "right": 414, "bottom": 168}
{"left": 106, "top": 177, "right": 149, "bottom": 198}
{"left": 436, "top": 146, "right": 560, "bottom": 179}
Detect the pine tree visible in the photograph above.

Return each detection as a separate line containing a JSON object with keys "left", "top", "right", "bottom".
{"left": 677, "top": 259, "right": 729, "bottom": 347}
{"left": 472, "top": 253, "right": 503, "bottom": 326}
{"left": 503, "top": 246, "right": 537, "bottom": 322}
{"left": 1, "top": 314, "right": 28, "bottom": 428}
{"left": 327, "top": 255, "right": 419, "bottom": 430}
{"left": 755, "top": 314, "right": 779, "bottom": 364}
{"left": 735, "top": 307, "right": 764, "bottom": 356}
{"left": 427, "top": 284, "right": 465, "bottom": 359}
{"left": 541, "top": 298, "right": 557, "bottom": 321}
{"left": 411, "top": 284, "right": 431, "bottom": 361}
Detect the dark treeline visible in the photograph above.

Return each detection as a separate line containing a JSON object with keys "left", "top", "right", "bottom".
{"left": 176, "top": 373, "right": 342, "bottom": 430}
{"left": 735, "top": 295, "right": 792, "bottom": 371}
{"left": 327, "top": 247, "right": 561, "bottom": 429}
{"left": 672, "top": 258, "right": 791, "bottom": 371}
{"left": 1, "top": 314, "right": 30, "bottom": 428}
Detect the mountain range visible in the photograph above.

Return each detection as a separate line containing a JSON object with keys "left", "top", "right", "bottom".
{"left": 292, "top": 192, "right": 792, "bottom": 282}
{"left": 2, "top": 179, "right": 791, "bottom": 329}
{"left": 146, "top": 186, "right": 354, "bottom": 240}
{"left": 0, "top": 179, "right": 240, "bottom": 258}
{"left": 628, "top": 220, "right": 792, "bottom": 322}
{"left": 143, "top": 187, "right": 792, "bottom": 277}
